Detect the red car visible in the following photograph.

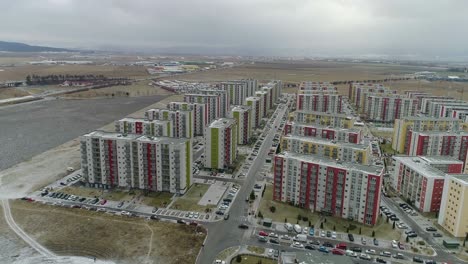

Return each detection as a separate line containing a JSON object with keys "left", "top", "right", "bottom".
{"left": 258, "top": 231, "right": 268, "bottom": 237}
{"left": 336, "top": 243, "right": 347, "bottom": 250}
{"left": 100, "top": 199, "right": 107, "bottom": 205}
{"left": 331, "top": 248, "right": 345, "bottom": 255}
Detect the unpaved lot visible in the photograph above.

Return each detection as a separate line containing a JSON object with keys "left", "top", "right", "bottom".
{"left": 9, "top": 200, "right": 205, "bottom": 264}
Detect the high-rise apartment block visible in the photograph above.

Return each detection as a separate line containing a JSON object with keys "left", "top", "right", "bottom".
{"left": 144, "top": 108, "right": 194, "bottom": 138}
{"left": 284, "top": 122, "right": 362, "bottom": 144}
{"left": 230, "top": 105, "right": 251, "bottom": 145}
{"left": 167, "top": 102, "right": 207, "bottom": 136}
{"left": 204, "top": 118, "right": 238, "bottom": 170}
{"left": 115, "top": 117, "right": 172, "bottom": 137}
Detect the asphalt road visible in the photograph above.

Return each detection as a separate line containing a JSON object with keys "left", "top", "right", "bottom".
{"left": 0, "top": 95, "right": 168, "bottom": 170}
{"left": 197, "top": 103, "right": 288, "bottom": 264}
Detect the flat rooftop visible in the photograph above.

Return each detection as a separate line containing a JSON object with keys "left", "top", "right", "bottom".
{"left": 399, "top": 116, "right": 460, "bottom": 121}
{"left": 410, "top": 130, "right": 468, "bottom": 136}
{"left": 447, "top": 174, "right": 468, "bottom": 185}
{"left": 278, "top": 151, "right": 383, "bottom": 174}
{"left": 231, "top": 105, "right": 251, "bottom": 112}
{"left": 284, "top": 135, "right": 369, "bottom": 150}
{"left": 293, "top": 110, "right": 352, "bottom": 119}
{"left": 245, "top": 96, "right": 260, "bottom": 101}
{"left": 287, "top": 121, "right": 361, "bottom": 133}
{"left": 209, "top": 118, "right": 236, "bottom": 128}
{"left": 393, "top": 156, "right": 463, "bottom": 178}
{"left": 83, "top": 130, "right": 189, "bottom": 144}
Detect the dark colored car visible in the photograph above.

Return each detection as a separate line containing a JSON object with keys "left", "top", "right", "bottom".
{"left": 432, "top": 233, "right": 442, "bottom": 237}
{"left": 350, "top": 247, "right": 362, "bottom": 253}
{"left": 348, "top": 233, "right": 355, "bottom": 242}
{"left": 425, "top": 227, "right": 437, "bottom": 232}
{"left": 376, "top": 258, "right": 387, "bottom": 263}
{"left": 322, "top": 242, "right": 333, "bottom": 248}
{"left": 238, "top": 224, "right": 249, "bottom": 229}
{"left": 304, "top": 245, "right": 315, "bottom": 250}
{"left": 413, "top": 256, "right": 424, "bottom": 263}
{"left": 269, "top": 239, "right": 279, "bottom": 244}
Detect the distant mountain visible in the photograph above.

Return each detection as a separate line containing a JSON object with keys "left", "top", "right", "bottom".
{"left": 0, "top": 41, "right": 74, "bottom": 52}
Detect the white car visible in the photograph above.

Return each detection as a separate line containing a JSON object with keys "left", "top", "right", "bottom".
{"left": 359, "top": 253, "right": 371, "bottom": 260}
{"left": 391, "top": 240, "right": 398, "bottom": 248}
{"left": 291, "top": 242, "right": 304, "bottom": 248}
{"left": 331, "top": 231, "right": 337, "bottom": 239}
{"left": 365, "top": 249, "right": 376, "bottom": 255}
{"left": 303, "top": 227, "right": 308, "bottom": 234}
{"left": 346, "top": 250, "right": 357, "bottom": 257}
{"left": 320, "top": 230, "right": 326, "bottom": 237}
{"left": 280, "top": 235, "right": 291, "bottom": 241}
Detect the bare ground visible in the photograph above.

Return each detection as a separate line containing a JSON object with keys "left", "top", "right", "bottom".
{"left": 0, "top": 88, "right": 30, "bottom": 100}
{"left": 10, "top": 200, "right": 205, "bottom": 264}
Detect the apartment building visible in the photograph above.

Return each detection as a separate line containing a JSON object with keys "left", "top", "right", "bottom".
{"left": 281, "top": 135, "right": 371, "bottom": 165}
{"left": 363, "top": 95, "right": 418, "bottom": 123}
{"left": 256, "top": 90, "right": 269, "bottom": 116}
{"left": 204, "top": 118, "right": 238, "bottom": 170}
{"left": 273, "top": 152, "right": 384, "bottom": 225}
{"left": 184, "top": 93, "right": 221, "bottom": 123}
{"left": 230, "top": 105, "right": 251, "bottom": 145}
{"left": 196, "top": 89, "right": 230, "bottom": 118}
{"left": 421, "top": 98, "right": 464, "bottom": 115}
{"left": 80, "top": 131, "right": 192, "bottom": 194}
{"left": 291, "top": 110, "right": 355, "bottom": 129}
{"left": 245, "top": 96, "right": 261, "bottom": 129}
{"left": 392, "top": 117, "right": 462, "bottom": 153}
{"left": 264, "top": 80, "right": 282, "bottom": 104}
{"left": 284, "top": 122, "right": 362, "bottom": 144}
{"left": 167, "top": 102, "right": 207, "bottom": 136}
{"left": 299, "top": 81, "right": 338, "bottom": 93}
{"left": 144, "top": 108, "right": 194, "bottom": 138}
{"left": 115, "top": 117, "right": 172, "bottom": 137}
{"left": 438, "top": 174, "right": 468, "bottom": 237}
{"left": 296, "top": 92, "right": 343, "bottom": 113}
{"left": 405, "top": 130, "right": 468, "bottom": 163}
{"left": 392, "top": 156, "right": 463, "bottom": 212}
{"left": 406, "top": 94, "right": 452, "bottom": 111}
{"left": 348, "top": 83, "right": 396, "bottom": 111}
{"left": 262, "top": 86, "right": 274, "bottom": 111}
{"left": 220, "top": 79, "right": 258, "bottom": 105}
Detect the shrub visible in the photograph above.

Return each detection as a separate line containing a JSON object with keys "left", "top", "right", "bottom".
{"left": 302, "top": 216, "right": 308, "bottom": 222}
{"left": 269, "top": 206, "right": 276, "bottom": 213}
{"left": 417, "top": 241, "right": 425, "bottom": 246}
{"left": 236, "top": 255, "right": 242, "bottom": 263}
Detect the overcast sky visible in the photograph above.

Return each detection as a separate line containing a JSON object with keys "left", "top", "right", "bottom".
{"left": 1, "top": 0, "right": 467, "bottom": 57}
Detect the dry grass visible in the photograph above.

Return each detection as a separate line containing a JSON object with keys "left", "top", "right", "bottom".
{"left": 0, "top": 87, "right": 30, "bottom": 99}
{"left": 233, "top": 255, "right": 276, "bottom": 264}
{"left": 258, "top": 184, "right": 319, "bottom": 225}
{"left": 0, "top": 64, "right": 149, "bottom": 81}
{"left": 10, "top": 200, "right": 205, "bottom": 264}
{"left": 247, "top": 246, "right": 264, "bottom": 254}
{"left": 170, "top": 183, "right": 215, "bottom": 212}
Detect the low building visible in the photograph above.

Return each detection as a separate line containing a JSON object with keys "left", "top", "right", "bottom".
{"left": 438, "top": 174, "right": 468, "bottom": 237}
{"left": 281, "top": 135, "right": 371, "bottom": 164}
{"left": 291, "top": 110, "right": 355, "bottom": 129}
{"left": 284, "top": 122, "right": 362, "bottom": 144}
{"left": 230, "top": 105, "right": 251, "bottom": 145}
{"left": 204, "top": 118, "right": 238, "bottom": 170}
{"left": 80, "top": 131, "right": 192, "bottom": 194}
{"left": 392, "top": 156, "right": 464, "bottom": 212}
{"left": 274, "top": 152, "right": 384, "bottom": 225}
{"left": 115, "top": 117, "right": 172, "bottom": 137}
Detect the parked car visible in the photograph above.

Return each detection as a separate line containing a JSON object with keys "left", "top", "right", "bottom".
{"left": 258, "top": 231, "right": 268, "bottom": 237}
{"left": 380, "top": 251, "right": 391, "bottom": 257}
{"left": 304, "top": 245, "right": 315, "bottom": 250}
{"left": 376, "top": 257, "right": 387, "bottom": 263}
{"left": 238, "top": 224, "right": 249, "bottom": 229}
{"left": 373, "top": 239, "right": 379, "bottom": 246}
{"left": 269, "top": 239, "right": 279, "bottom": 244}
{"left": 413, "top": 256, "right": 424, "bottom": 263}
{"left": 318, "top": 246, "right": 329, "bottom": 253}
{"left": 322, "top": 242, "right": 333, "bottom": 248}
{"left": 432, "top": 233, "right": 443, "bottom": 237}
{"left": 331, "top": 248, "right": 345, "bottom": 255}
{"left": 393, "top": 253, "right": 405, "bottom": 259}
{"left": 348, "top": 233, "right": 355, "bottom": 242}
{"left": 350, "top": 247, "right": 362, "bottom": 253}
{"left": 425, "top": 227, "right": 437, "bottom": 232}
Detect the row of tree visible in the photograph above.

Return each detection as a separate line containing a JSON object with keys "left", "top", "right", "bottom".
{"left": 25, "top": 74, "right": 129, "bottom": 85}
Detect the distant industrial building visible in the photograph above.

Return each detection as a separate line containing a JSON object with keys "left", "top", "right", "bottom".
{"left": 392, "top": 156, "right": 463, "bottom": 212}
{"left": 80, "top": 131, "right": 192, "bottom": 194}
{"left": 204, "top": 118, "right": 238, "bottom": 170}
{"left": 273, "top": 152, "right": 384, "bottom": 225}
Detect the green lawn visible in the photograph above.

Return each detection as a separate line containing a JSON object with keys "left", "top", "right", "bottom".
{"left": 380, "top": 143, "right": 395, "bottom": 154}
{"left": 170, "top": 183, "right": 215, "bottom": 212}
{"left": 259, "top": 184, "right": 401, "bottom": 240}
{"left": 258, "top": 184, "right": 319, "bottom": 226}
{"left": 232, "top": 255, "right": 276, "bottom": 264}
{"left": 140, "top": 192, "right": 173, "bottom": 208}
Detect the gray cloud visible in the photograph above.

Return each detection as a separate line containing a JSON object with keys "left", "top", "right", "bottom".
{"left": 0, "top": 0, "right": 467, "bottom": 57}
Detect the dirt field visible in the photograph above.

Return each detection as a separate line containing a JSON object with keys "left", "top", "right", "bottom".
{"left": 0, "top": 87, "right": 29, "bottom": 99}
{"left": 0, "top": 64, "right": 149, "bottom": 81}
{"left": 166, "top": 61, "right": 439, "bottom": 83}
{"left": 62, "top": 82, "right": 173, "bottom": 99}
{"left": 10, "top": 200, "right": 205, "bottom": 264}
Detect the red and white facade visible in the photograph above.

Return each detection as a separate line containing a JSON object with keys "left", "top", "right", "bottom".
{"left": 296, "top": 93, "right": 343, "bottom": 113}
{"left": 348, "top": 83, "right": 396, "bottom": 111}
{"left": 80, "top": 131, "right": 192, "bottom": 194}
{"left": 273, "top": 152, "right": 384, "bottom": 225}
{"left": 115, "top": 117, "right": 172, "bottom": 137}
{"left": 167, "top": 102, "right": 207, "bottom": 136}
{"left": 405, "top": 130, "right": 468, "bottom": 163}
{"left": 145, "top": 108, "right": 194, "bottom": 139}
{"left": 364, "top": 96, "right": 418, "bottom": 123}
{"left": 299, "top": 81, "right": 338, "bottom": 93}
{"left": 255, "top": 90, "right": 269, "bottom": 117}
{"left": 392, "top": 156, "right": 463, "bottom": 212}
{"left": 283, "top": 122, "right": 361, "bottom": 144}
{"left": 246, "top": 96, "right": 261, "bottom": 129}
{"left": 184, "top": 93, "right": 221, "bottom": 124}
